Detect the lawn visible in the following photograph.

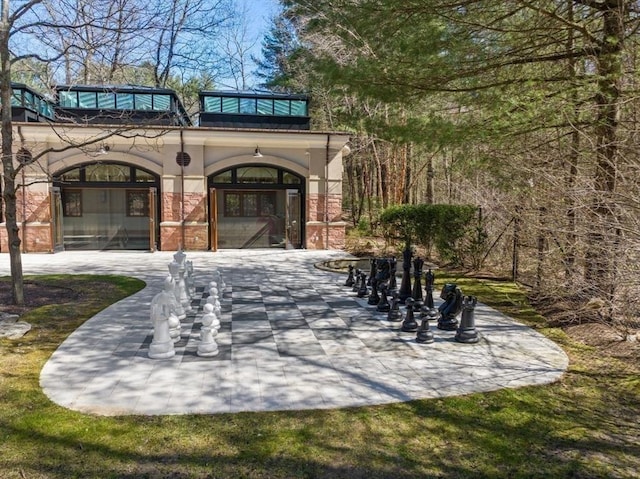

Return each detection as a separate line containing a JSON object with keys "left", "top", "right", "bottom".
{"left": 0, "top": 274, "right": 638, "bottom": 479}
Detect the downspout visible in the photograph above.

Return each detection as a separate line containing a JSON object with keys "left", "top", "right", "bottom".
{"left": 21, "top": 164, "right": 26, "bottom": 253}
{"left": 325, "top": 134, "right": 330, "bottom": 249}
{"left": 180, "top": 129, "right": 185, "bottom": 249}
{"left": 18, "top": 126, "right": 26, "bottom": 253}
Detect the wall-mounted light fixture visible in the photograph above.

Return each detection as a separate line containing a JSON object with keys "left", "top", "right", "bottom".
{"left": 98, "top": 144, "right": 110, "bottom": 155}
{"left": 253, "top": 146, "right": 263, "bottom": 158}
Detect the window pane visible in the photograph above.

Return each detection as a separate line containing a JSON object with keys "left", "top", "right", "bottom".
{"left": 259, "top": 192, "right": 276, "bottom": 216}
{"left": 63, "top": 190, "right": 82, "bottom": 217}
{"left": 11, "top": 89, "right": 22, "bottom": 106}
{"left": 257, "top": 99, "right": 273, "bottom": 115}
{"left": 224, "top": 192, "right": 240, "bottom": 216}
{"left": 221, "top": 97, "right": 239, "bottom": 113}
{"left": 97, "top": 92, "right": 116, "bottom": 109}
{"left": 135, "top": 94, "right": 152, "bottom": 110}
{"left": 58, "top": 168, "right": 81, "bottom": 182}
{"left": 290, "top": 100, "right": 307, "bottom": 116}
{"left": 59, "top": 91, "right": 78, "bottom": 107}
{"left": 237, "top": 167, "right": 277, "bottom": 184}
{"left": 239, "top": 98, "right": 256, "bottom": 114}
{"left": 135, "top": 169, "right": 155, "bottom": 183}
{"left": 24, "top": 91, "right": 34, "bottom": 108}
{"left": 203, "top": 96, "right": 221, "bottom": 112}
{"left": 85, "top": 164, "right": 131, "bottom": 182}
{"left": 211, "top": 170, "right": 232, "bottom": 183}
{"left": 243, "top": 193, "right": 258, "bottom": 216}
{"left": 40, "top": 101, "right": 54, "bottom": 118}
{"left": 274, "top": 99, "right": 290, "bottom": 116}
{"left": 78, "top": 91, "right": 96, "bottom": 108}
{"left": 283, "top": 172, "right": 301, "bottom": 184}
{"left": 127, "top": 190, "right": 148, "bottom": 216}
{"left": 153, "top": 94, "right": 170, "bottom": 111}
{"left": 116, "top": 93, "right": 133, "bottom": 109}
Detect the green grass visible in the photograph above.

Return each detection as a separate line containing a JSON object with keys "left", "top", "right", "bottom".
{"left": 1, "top": 274, "right": 638, "bottom": 478}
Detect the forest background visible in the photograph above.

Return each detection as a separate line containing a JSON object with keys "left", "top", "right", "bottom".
{"left": 2, "top": 0, "right": 640, "bottom": 336}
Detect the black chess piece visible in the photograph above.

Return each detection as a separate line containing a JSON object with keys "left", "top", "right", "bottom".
{"left": 416, "top": 308, "right": 436, "bottom": 344}
{"left": 367, "top": 258, "right": 377, "bottom": 286}
{"left": 357, "top": 273, "right": 369, "bottom": 298}
{"left": 387, "top": 291, "right": 402, "bottom": 321}
{"left": 455, "top": 296, "right": 479, "bottom": 343}
{"left": 399, "top": 245, "right": 412, "bottom": 302}
{"left": 411, "top": 257, "right": 424, "bottom": 311}
{"left": 401, "top": 298, "right": 419, "bottom": 332}
{"left": 424, "top": 269, "right": 435, "bottom": 309}
{"left": 376, "top": 283, "right": 390, "bottom": 312}
{"left": 352, "top": 268, "right": 362, "bottom": 292}
{"left": 388, "top": 257, "right": 398, "bottom": 293}
{"left": 437, "top": 283, "right": 463, "bottom": 330}
{"left": 345, "top": 264, "right": 355, "bottom": 287}
{"left": 367, "top": 275, "right": 380, "bottom": 305}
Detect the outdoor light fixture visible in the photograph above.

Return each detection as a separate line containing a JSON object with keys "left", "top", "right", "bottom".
{"left": 253, "top": 146, "right": 263, "bottom": 158}
{"left": 98, "top": 144, "right": 110, "bottom": 155}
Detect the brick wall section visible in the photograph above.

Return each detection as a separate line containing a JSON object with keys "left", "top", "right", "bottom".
{"left": 17, "top": 191, "right": 51, "bottom": 222}
{"left": 161, "top": 224, "right": 209, "bottom": 251}
{"left": 307, "top": 194, "right": 342, "bottom": 222}
{"left": 305, "top": 223, "right": 346, "bottom": 250}
{"left": 162, "top": 192, "right": 206, "bottom": 223}
{"left": 0, "top": 224, "right": 52, "bottom": 253}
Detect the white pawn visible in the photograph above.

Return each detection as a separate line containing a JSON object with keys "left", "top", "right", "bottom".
{"left": 149, "top": 277, "right": 177, "bottom": 359}
{"left": 197, "top": 303, "right": 220, "bottom": 357}
{"left": 168, "top": 261, "right": 186, "bottom": 320}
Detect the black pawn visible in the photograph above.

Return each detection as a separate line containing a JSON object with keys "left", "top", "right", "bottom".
{"left": 455, "top": 296, "right": 479, "bottom": 343}
{"left": 376, "top": 284, "right": 390, "bottom": 312}
{"left": 345, "top": 265, "right": 355, "bottom": 287}
{"left": 387, "top": 291, "right": 402, "bottom": 321}
{"left": 357, "top": 273, "right": 368, "bottom": 298}
{"left": 367, "top": 276, "right": 380, "bottom": 305}
{"left": 352, "top": 269, "right": 362, "bottom": 292}
{"left": 416, "top": 308, "right": 436, "bottom": 344}
{"left": 401, "top": 298, "right": 418, "bottom": 332}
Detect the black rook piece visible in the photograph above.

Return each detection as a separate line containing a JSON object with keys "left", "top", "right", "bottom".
{"left": 401, "top": 298, "right": 419, "bottom": 332}
{"left": 437, "top": 283, "right": 463, "bottom": 331}
{"left": 455, "top": 296, "right": 479, "bottom": 343}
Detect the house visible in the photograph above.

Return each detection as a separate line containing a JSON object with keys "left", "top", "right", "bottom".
{"left": 1, "top": 84, "right": 350, "bottom": 253}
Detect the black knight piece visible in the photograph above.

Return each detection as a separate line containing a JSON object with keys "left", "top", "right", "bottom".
{"left": 437, "top": 283, "right": 463, "bottom": 330}
{"left": 376, "top": 283, "right": 390, "bottom": 312}
{"left": 387, "top": 257, "right": 398, "bottom": 293}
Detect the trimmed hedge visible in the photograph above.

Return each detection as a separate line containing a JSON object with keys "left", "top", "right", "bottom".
{"left": 379, "top": 204, "right": 481, "bottom": 266}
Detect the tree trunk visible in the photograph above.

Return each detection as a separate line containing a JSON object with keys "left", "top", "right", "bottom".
{"left": 584, "top": 2, "right": 625, "bottom": 304}
{"left": 1, "top": 0, "right": 25, "bottom": 305}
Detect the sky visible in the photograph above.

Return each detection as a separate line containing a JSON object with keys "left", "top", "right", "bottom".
{"left": 216, "top": 0, "right": 281, "bottom": 89}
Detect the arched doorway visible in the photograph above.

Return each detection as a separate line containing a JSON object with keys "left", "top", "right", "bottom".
{"left": 208, "top": 165, "right": 305, "bottom": 249}
{"left": 53, "top": 162, "right": 160, "bottom": 250}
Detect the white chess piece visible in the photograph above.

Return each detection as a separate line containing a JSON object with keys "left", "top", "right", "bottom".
{"left": 197, "top": 303, "right": 220, "bottom": 357}
{"left": 149, "top": 277, "right": 178, "bottom": 359}
{"left": 168, "top": 261, "right": 186, "bottom": 320}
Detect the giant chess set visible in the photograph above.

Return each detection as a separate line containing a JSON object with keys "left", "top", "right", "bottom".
{"left": 145, "top": 248, "right": 481, "bottom": 363}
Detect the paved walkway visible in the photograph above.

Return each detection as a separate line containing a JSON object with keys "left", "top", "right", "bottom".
{"left": 1, "top": 250, "right": 568, "bottom": 416}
